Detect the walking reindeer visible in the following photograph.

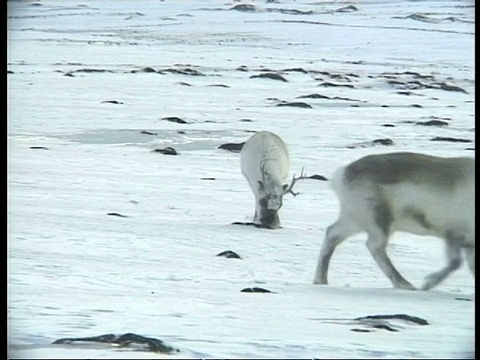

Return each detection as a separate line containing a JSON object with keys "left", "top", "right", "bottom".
{"left": 313, "top": 152, "right": 475, "bottom": 290}
{"left": 240, "top": 131, "right": 306, "bottom": 229}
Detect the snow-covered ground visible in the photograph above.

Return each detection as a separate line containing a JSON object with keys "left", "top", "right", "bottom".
{"left": 7, "top": 0, "right": 474, "bottom": 358}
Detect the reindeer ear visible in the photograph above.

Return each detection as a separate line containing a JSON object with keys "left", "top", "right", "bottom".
{"left": 258, "top": 181, "right": 265, "bottom": 192}
{"left": 282, "top": 184, "right": 288, "bottom": 191}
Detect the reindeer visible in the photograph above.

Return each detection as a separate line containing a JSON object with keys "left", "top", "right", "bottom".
{"left": 240, "top": 131, "right": 305, "bottom": 229}
{"left": 313, "top": 152, "right": 475, "bottom": 290}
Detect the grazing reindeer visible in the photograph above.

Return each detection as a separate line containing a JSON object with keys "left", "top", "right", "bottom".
{"left": 313, "top": 152, "right": 475, "bottom": 290}
{"left": 241, "top": 131, "right": 305, "bottom": 229}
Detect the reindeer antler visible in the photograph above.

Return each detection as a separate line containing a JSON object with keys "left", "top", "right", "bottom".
{"left": 284, "top": 167, "right": 308, "bottom": 197}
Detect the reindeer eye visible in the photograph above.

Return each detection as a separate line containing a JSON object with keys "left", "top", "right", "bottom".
{"left": 258, "top": 181, "right": 265, "bottom": 192}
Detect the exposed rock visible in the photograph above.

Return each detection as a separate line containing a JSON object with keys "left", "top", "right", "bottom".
{"left": 336, "top": 5, "right": 358, "bottom": 12}
{"left": 29, "top": 146, "right": 49, "bottom": 150}
{"left": 297, "top": 93, "right": 330, "bottom": 99}
{"left": 64, "top": 68, "right": 115, "bottom": 77}
{"left": 107, "top": 212, "right": 129, "bottom": 218}
{"left": 161, "top": 116, "right": 188, "bottom": 124}
{"left": 431, "top": 137, "right": 471, "bottom": 143}
{"left": 101, "top": 100, "right": 124, "bottom": 104}
{"left": 231, "top": 221, "right": 269, "bottom": 228}
{"left": 382, "top": 124, "right": 395, "bottom": 127}
{"left": 276, "top": 101, "right": 312, "bottom": 109}
{"left": 355, "top": 314, "right": 429, "bottom": 326}
{"left": 372, "top": 138, "right": 394, "bottom": 146}
{"left": 140, "top": 130, "right": 158, "bottom": 135}
{"left": 200, "top": 177, "right": 216, "bottom": 180}
{"left": 53, "top": 333, "right": 180, "bottom": 354}
{"left": 318, "top": 82, "right": 355, "bottom": 88}
{"left": 438, "top": 82, "right": 468, "bottom": 93}
{"left": 152, "top": 147, "right": 178, "bottom": 155}
{"left": 207, "top": 84, "right": 230, "bottom": 88}
{"left": 218, "top": 142, "right": 245, "bottom": 152}
{"left": 236, "top": 65, "right": 249, "bottom": 72}
{"left": 216, "top": 250, "right": 242, "bottom": 259}
{"left": 241, "top": 287, "right": 274, "bottom": 293}
{"left": 130, "top": 67, "right": 157, "bottom": 73}
{"left": 415, "top": 120, "right": 449, "bottom": 126}
{"left": 410, "top": 104, "right": 423, "bottom": 108}
{"left": 163, "top": 67, "right": 205, "bottom": 76}
{"left": 282, "top": 67, "right": 309, "bottom": 74}
{"left": 230, "top": 4, "right": 259, "bottom": 12}
{"left": 250, "top": 73, "right": 288, "bottom": 82}
{"left": 347, "top": 138, "right": 395, "bottom": 149}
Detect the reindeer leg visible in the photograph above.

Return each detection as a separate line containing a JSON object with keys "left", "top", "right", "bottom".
{"left": 464, "top": 245, "right": 475, "bottom": 277}
{"left": 421, "top": 237, "right": 463, "bottom": 290}
{"left": 313, "top": 218, "right": 357, "bottom": 285}
{"left": 366, "top": 229, "right": 416, "bottom": 290}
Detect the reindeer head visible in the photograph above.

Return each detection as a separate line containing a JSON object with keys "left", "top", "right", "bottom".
{"left": 256, "top": 162, "right": 307, "bottom": 229}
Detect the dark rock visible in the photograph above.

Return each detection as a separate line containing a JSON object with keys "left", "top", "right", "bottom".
{"left": 101, "top": 100, "right": 124, "bottom": 104}
{"left": 397, "top": 91, "right": 414, "bottom": 96}
{"left": 424, "top": 115, "right": 451, "bottom": 121}
{"left": 200, "top": 177, "right": 216, "bottom": 180}
{"left": 250, "top": 73, "right": 288, "bottom": 82}
{"left": 347, "top": 138, "right": 395, "bottom": 149}
{"left": 152, "top": 147, "right": 178, "bottom": 155}
{"left": 309, "top": 174, "right": 328, "bottom": 181}
{"left": 276, "top": 101, "right": 312, "bottom": 109}
{"left": 231, "top": 221, "right": 269, "bottom": 228}
{"left": 382, "top": 124, "right": 395, "bottom": 127}
{"left": 351, "top": 328, "right": 371, "bottom": 333}
{"left": 297, "top": 93, "right": 330, "bottom": 99}
{"left": 371, "top": 324, "right": 399, "bottom": 332}
{"left": 29, "top": 146, "right": 49, "bottom": 150}
{"left": 161, "top": 116, "right": 188, "bottom": 124}
{"left": 241, "top": 287, "right": 274, "bottom": 293}
{"left": 283, "top": 67, "right": 309, "bottom": 74}
{"left": 269, "top": 8, "right": 315, "bottom": 15}
{"left": 216, "top": 250, "right": 242, "bottom": 259}
{"left": 65, "top": 69, "right": 115, "bottom": 76}
{"left": 176, "top": 82, "right": 192, "bottom": 86}
{"left": 410, "top": 104, "right": 423, "bottom": 108}
{"left": 107, "top": 212, "right": 129, "bottom": 218}
{"left": 239, "top": 118, "right": 253, "bottom": 122}
{"left": 163, "top": 68, "right": 204, "bottom": 76}
{"left": 318, "top": 82, "right": 354, "bottom": 88}
{"left": 130, "top": 67, "right": 157, "bottom": 73}
{"left": 231, "top": 4, "right": 259, "bottom": 12}
{"left": 53, "top": 333, "right": 180, "bottom": 354}
{"left": 140, "top": 130, "right": 158, "bottom": 135}
{"left": 8, "top": 70, "right": 14, "bottom": 74}
{"left": 415, "top": 120, "right": 449, "bottom": 126}
{"left": 438, "top": 82, "right": 468, "bottom": 93}
{"left": 236, "top": 65, "right": 249, "bottom": 72}
{"left": 355, "top": 314, "right": 429, "bottom": 326}
{"left": 431, "top": 137, "right": 471, "bottom": 143}
{"left": 218, "top": 142, "right": 245, "bottom": 152}
{"left": 465, "top": 148, "right": 475, "bottom": 151}
{"left": 207, "top": 84, "right": 230, "bottom": 88}
{"left": 372, "top": 138, "right": 394, "bottom": 146}
{"left": 455, "top": 297, "right": 473, "bottom": 301}
{"left": 336, "top": 5, "right": 358, "bottom": 12}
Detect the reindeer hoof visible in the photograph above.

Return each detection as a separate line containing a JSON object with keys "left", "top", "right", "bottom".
{"left": 395, "top": 283, "right": 417, "bottom": 291}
